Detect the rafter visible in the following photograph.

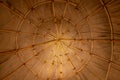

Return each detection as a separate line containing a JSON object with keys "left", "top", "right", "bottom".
{"left": 61, "top": 40, "right": 92, "bottom": 73}
{"left": 99, "top": 0, "right": 114, "bottom": 80}
{"left": 86, "top": 66, "right": 103, "bottom": 80}
{"left": 60, "top": 41, "right": 83, "bottom": 64}
{"left": 1, "top": 43, "right": 53, "bottom": 80}
{"left": 0, "top": 1, "right": 55, "bottom": 40}
{"left": 46, "top": 51, "right": 54, "bottom": 80}
{"left": 60, "top": 38, "right": 120, "bottom": 42}
{"left": 59, "top": 1, "right": 68, "bottom": 38}
{"left": 60, "top": 42, "right": 77, "bottom": 73}
{"left": 0, "top": 39, "right": 56, "bottom": 54}
{"left": 17, "top": 53, "right": 39, "bottom": 80}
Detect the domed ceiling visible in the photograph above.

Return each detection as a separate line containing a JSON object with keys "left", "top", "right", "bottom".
{"left": 0, "top": 0, "right": 120, "bottom": 80}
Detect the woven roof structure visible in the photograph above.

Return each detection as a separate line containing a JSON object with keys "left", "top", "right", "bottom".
{"left": 0, "top": 0, "right": 120, "bottom": 80}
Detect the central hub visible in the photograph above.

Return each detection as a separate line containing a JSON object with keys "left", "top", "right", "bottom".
{"left": 55, "top": 37, "right": 62, "bottom": 42}
{"left": 56, "top": 38, "right": 61, "bottom": 41}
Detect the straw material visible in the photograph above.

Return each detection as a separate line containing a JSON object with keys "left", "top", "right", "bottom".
{"left": 0, "top": 0, "right": 120, "bottom": 80}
